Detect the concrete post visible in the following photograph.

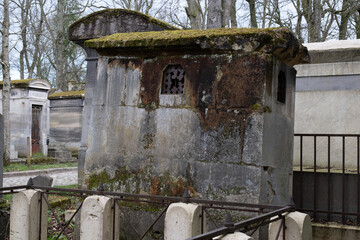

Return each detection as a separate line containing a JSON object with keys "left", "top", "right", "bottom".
{"left": 10, "top": 189, "right": 47, "bottom": 240}
{"left": 80, "top": 195, "right": 119, "bottom": 240}
{"left": 269, "top": 211, "right": 312, "bottom": 240}
{"left": 214, "top": 232, "right": 254, "bottom": 240}
{"left": 164, "top": 203, "right": 202, "bottom": 240}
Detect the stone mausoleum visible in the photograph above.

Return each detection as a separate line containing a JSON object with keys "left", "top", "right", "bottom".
{"left": 68, "top": 9, "right": 179, "bottom": 182}
{"left": 82, "top": 26, "right": 309, "bottom": 206}
{"left": 0, "top": 79, "right": 51, "bottom": 157}
{"left": 48, "top": 90, "right": 85, "bottom": 162}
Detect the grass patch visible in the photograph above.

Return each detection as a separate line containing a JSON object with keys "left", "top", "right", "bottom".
{"left": 4, "top": 162, "right": 77, "bottom": 172}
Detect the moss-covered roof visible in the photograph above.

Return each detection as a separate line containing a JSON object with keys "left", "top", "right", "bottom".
{"left": 0, "top": 78, "right": 50, "bottom": 89}
{"left": 85, "top": 27, "right": 310, "bottom": 66}
{"left": 49, "top": 90, "right": 85, "bottom": 100}
{"left": 86, "top": 27, "right": 287, "bottom": 48}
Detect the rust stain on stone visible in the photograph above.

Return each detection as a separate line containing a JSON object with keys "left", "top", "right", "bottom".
{"left": 140, "top": 54, "right": 269, "bottom": 130}
{"left": 108, "top": 58, "right": 142, "bottom": 70}
{"left": 150, "top": 177, "right": 160, "bottom": 195}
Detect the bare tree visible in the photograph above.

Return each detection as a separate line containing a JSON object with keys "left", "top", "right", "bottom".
{"left": 184, "top": 0, "right": 237, "bottom": 29}
{"left": 1, "top": 0, "right": 11, "bottom": 165}
{"left": 19, "top": 0, "right": 32, "bottom": 79}
{"left": 207, "top": 0, "right": 222, "bottom": 28}
{"left": 55, "top": 0, "right": 66, "bottom": 91}
{"left": 111, "top": 0, "right": 155, "bottom": 15}
{"left": 246, "top": 0, "right": 258, "bottom": 28}
{"left": 185, "top": 0, "right": 204, "bottom": 29}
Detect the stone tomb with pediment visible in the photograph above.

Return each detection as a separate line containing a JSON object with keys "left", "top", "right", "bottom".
{"left": 0, "top": 79, "right": 51, "bottom": 157}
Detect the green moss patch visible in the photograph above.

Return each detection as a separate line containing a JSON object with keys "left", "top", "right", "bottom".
{"left": 85, "top": 168, "right": 195, "bottom": 197}
{"left": 0, "top": 78, "right": 46, "bottom": 89}
{"left": 86, "top": 27, "right": 286, "bottom": 48}
{"left": 85, "top": 27, "right": 309, "bottom": 66}
{"left": 49, "top": 90, "right": 85, "bottom": 99}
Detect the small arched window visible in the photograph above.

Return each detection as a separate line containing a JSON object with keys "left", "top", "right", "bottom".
{"left": 161, "top": 65, "right": 185, "bottom": 94}
{"left": 277, "top": 71, "right": 286, "bottom": 103}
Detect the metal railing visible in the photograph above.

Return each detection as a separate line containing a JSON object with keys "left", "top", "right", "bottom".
{"left": 0, "top": 182, "right": 293, "bottom": 240}
{"left": 294, "top": 133, "right": 360, "bottom": 224}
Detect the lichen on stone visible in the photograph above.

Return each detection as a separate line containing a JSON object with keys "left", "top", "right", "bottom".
{"left": 49, "top": 90, "right": 85, "bottom": 99}
{"left": 85, "top": 27, "right": 310, "bottom": 66}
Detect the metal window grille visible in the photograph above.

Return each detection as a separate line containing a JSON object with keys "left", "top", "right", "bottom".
{"left": 161, "top": 65, "right": 185, "bottom": 94}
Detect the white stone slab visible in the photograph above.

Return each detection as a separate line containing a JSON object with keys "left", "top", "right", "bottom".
{"left": 10, "top": 189, "right": 47, "bottom": 240}
{"left": 164, "top": 203, "right": 202, "bottom": 240}
{"left": 269, "top": 211, "right": 312, "bottom": 240}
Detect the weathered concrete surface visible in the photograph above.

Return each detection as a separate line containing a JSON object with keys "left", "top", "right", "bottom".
{"left": 0, "top": 79, "right": 51, "bottom": 157}
{"left": 69, "top": 9, "right": 179, "bottom": 186}
{"left": 164, "top": 203, "right": 201, "bottom": 240}
{"left": 296, "top": 61, "right": 360, "bottom": 78}
{"left": 10, "top": 190, "right": 47, "bottom": 240}
{"left": 69, "top": 9, "right": 178, "bottom": 43}
{"left": 269, "top": 211, "right": 312, "bottom": 240}
{"left": 294, "top": 90, "right": 360, "bottom": 168}
{"left": 302, "top": 39, "right": 360, "bottom": 64}
{"left": 294, "top": 43, "right": 360, "bottom": 169}
{"left": 82, "top": 27, "right": 307, "bottom": 209}
{"left": 313, "top": 223, "right": 360, "bottom": 240}
{"left": 49, "top": 93, "right": 84, "bottom": 161}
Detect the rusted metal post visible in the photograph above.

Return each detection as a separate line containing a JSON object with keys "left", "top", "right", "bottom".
{"left": 27, "top": 137, "right": 31, "bottom": 166}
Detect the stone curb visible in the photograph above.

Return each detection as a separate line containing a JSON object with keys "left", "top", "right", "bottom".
{"left": 3, "top": 167, "right": 77, "bottom": 178}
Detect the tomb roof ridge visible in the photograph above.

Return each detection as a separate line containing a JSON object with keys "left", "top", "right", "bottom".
{"left": 85, "top": 27, "right": 310, "bottom": 66}
{"left": 48, "top": 90, "right": 85, "bottom": 100}
{"left": 69, "top": 8, "right": 179, "bottom": 42}
{"left": 0, "top": 78, "right": 51, "bottom": 89}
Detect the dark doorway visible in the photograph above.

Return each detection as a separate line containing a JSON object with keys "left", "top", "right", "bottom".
{"left": 32, "top": 105, "right": 42, "bottom": 154}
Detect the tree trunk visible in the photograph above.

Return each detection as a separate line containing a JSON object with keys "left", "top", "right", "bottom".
{"left": 338, "top": 0, "right": 354, "bottom": 40}
{"left": 185, "top": 0, "right": 203, "bottom": 29}
{"left": 312, "top": 0, "right": 322, "bottom": 42}
{"left": 20, "top": 0, "right": 32, "bottom": 80}
{"left": 222, "top": 0, "right": 231, "bottom": 28}
{"left": 27, "top": 2, "right": 44, "bottom": 79}
{"left": 246, "top": 0, "right": 258, "bottom": 28}
{"left": 222, "top": 0, "right": 237, "bottom": 28}
{"left": 356, "top": 10, "right": 360, "bottom": 39}
{"left": 230, "top": 0, "right": 237, "bottom": 28}
{"left": 56, "top": 0, "right": 66, "bottom": 91}
{"left": 2, "top": 0, "right": 11, "bottom": 166}
{"left": 207, "top": 0, "right": 222, "bottom": 28}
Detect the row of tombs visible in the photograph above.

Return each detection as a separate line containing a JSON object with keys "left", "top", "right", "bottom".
{"left": 2, "top": 9, "right": 360, "bottom": 208}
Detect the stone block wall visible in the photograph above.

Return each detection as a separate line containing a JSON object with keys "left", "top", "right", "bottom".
{"left": 82, "top": 27, "right": 309, "bottom": 206}
{"left": 48, "top": 91, "right": 84, "bottom": 161}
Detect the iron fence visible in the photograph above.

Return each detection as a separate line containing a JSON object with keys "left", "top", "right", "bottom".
{"left": 293, "top": 133, "right": 360, "bottom": 224}
{"left": 0, "top": 182, "right": 293, "bottom": 240}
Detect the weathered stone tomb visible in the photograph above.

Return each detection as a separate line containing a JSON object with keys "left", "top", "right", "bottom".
{"left": 48, "top": 90, "right": 85, "bottom": 162}
{"left": 83, "top": 27, "right": 309, "bottom": 205}
{"left": 0, "top": 79, "right": 51, "bottom": 157}
{"left": 68, "top": 9, "right": 179, "bottom": 182}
